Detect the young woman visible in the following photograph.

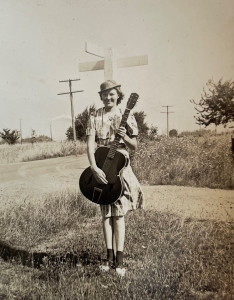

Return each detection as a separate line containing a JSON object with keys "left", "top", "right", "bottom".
{"left": 86, "top": 80, "right": 144, "bottom": 276}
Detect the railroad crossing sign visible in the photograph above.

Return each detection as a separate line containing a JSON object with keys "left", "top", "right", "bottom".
{"left": 79, "top": 42, "right": 148, "bottom": 80}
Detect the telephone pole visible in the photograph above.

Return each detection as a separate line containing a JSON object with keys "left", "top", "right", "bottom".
{"left": 161, "top": 106, "right": 174, "bottom": 137}
{"left": 50, "top": 123, "right": 53, "bottom": 141}
{"left": 58, "top": 79, "right": 84, "bottom": 141}
{"left": 19, "top": 118, "right": 22, "bottom": 144}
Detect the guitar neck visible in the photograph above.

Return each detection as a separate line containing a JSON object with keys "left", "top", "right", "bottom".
{"left": 107, "top": 108, "right": 131, "bottom": 159}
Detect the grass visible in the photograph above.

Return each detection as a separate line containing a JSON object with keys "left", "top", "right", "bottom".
{"left": 0, "top": 191, "right": 233, "bottom": 300}
{"left": 0, "top": 140, "right": 86, "bottom": 164}
{"left": 0, "top": 131, "right": 233, "bottom": 297}
{"left": 132, "top": 132, "right": 234, "bottom": 189}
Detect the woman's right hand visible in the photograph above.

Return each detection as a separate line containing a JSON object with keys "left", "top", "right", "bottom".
{"left": 91, "top": 166, "right": 108, "bottom": 184}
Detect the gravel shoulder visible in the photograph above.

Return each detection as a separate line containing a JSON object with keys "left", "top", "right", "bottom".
{"left": 142, "top": 185, "right": 234, "bottom": 222}
{"left": 0, "top": 155, "right": 233, "bottom": 222}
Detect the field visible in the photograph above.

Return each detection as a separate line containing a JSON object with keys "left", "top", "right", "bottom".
{"left": 0, "top": 140, "right": 86, "bottom": 164}
{"left": 132, "top": 132, "right": 234, "bottom": 189}
{"left": 0, "top": 191, "right": 233, "bottom": 300}
{"left": 0, "top": 132, "right": 233, "bottom": 299}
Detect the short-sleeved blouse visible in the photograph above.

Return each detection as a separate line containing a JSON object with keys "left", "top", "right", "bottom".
{"left": 86, "top": 107, "right": 138, "bottom": 147}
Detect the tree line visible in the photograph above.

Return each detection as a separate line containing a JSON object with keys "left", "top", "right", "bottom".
{"left": 1, "top": 78, "right": 233, "bottom": 144}
{"left": 66, "top": 78, "right": 234, "bottom": 141}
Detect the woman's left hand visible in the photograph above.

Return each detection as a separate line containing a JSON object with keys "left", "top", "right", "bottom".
{"left": 116, "top": 126, "right": 127, "bottom": 140}
{"left": 116, "top": 126, "right": 137, "bottom": 150}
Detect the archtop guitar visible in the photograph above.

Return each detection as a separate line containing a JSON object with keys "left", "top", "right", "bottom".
{"left": 79, "top": 93, "right": 139, "bottom": 205}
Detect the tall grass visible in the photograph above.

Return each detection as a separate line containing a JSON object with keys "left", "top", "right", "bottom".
{"left": 0, "top": 190, "right": 233, "bottom": 299}
{"left": 0, "top": 141, "right": 86, "bottom": 164}
{"left": 1, "top": 133, "right": 234, "bottom": 189}
{"left": 132, "top": 132, "right": 234, "bottom": 189}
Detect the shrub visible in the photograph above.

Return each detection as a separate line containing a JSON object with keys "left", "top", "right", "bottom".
{"left": 0, "top": 128, "right": 20, "bottom": 145}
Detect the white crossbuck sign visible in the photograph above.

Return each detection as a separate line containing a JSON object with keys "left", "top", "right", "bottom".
{"left": 79, "top": 42, "right": 148, "bottom": 80}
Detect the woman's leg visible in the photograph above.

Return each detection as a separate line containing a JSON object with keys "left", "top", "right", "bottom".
{"left": 113, "top": 216, "right": 126, "bottom": 274}
{"left": 102, "top": 217, "right": 113, "bottom": 249}
{"left": 112, "top": 216, "right": 125, "bottom": 252}
{"left": 102, "top": 217, "right": 115, "bottom": 266}
{"left": 102, "top": 216, "right": 125, "bottom": 259}
{"left": 102, "top": 216, "right": 126, "bottom": 275}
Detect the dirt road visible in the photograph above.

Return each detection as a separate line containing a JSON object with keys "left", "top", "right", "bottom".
{"left": 0, "top": 155, "right": 233, "bottom": 222}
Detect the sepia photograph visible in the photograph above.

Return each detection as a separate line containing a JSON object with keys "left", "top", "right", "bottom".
{"left": 0, "top": 0, "right": 233, "bottom": 299}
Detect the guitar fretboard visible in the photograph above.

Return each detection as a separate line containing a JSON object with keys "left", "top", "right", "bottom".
{"left": 107, "top": 108, "right": 131, "bottom": 159}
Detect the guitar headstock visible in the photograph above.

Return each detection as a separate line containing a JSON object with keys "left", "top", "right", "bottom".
{"left": 127, "top": 93, "right": 139, "bottom": 110}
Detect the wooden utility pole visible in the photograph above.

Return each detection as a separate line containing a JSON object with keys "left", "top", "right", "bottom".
{"left": 19, "top": 118, "right": 22, "bottom": 144}
{"left": 50, "top": 123, "right": 53, "bottom": 141}
{"left": 161, "top": 106, "right": 174, "bottom": 137}
{"left": 58, "top": 79, "right": 84, "bottom": 141}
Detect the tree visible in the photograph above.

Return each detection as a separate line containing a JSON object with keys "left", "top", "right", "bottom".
{"left": 0, "top": 128, "right": 20, "bottom": 144}
{"left": 191, "top": 79, "right": 234, "bottom": 127}
{"left": 133, "top": 111, "right": 149, "bottom": 135}
{"left": 148, "top": 125, "right": 158, "bottom": 140}
{"left": 169, "top": 129, "right": 178, "bottom": 137}
{"left": 66, "top": 105, "right": 95, "bottom": 141}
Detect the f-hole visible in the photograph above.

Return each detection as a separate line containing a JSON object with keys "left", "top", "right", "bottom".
{"left": 92, "top": 187, "right": 103, "bottom": 203}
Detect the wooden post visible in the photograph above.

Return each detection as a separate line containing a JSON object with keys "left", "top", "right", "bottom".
{"left": 161, "top": 106, "right": 174, "bottom": 137}
{"left": 79, "top": 42, "right": 148, "bottom": 81}
{"left": 50, "top": 123, "right": 53, "bottom": 141}
{"left": 19, "top": 118, "right": 22, "bottom": 144}
{"left": 104, "top": 48, "right": 117, "bottom": 80}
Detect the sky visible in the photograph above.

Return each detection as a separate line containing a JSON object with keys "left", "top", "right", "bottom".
{"left": 0, "top": 0, "right": 234, "bottom": 139}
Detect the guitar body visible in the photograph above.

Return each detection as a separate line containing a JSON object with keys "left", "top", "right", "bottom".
{"left": 79, "top": 147, "right": 128, "bottom": 205}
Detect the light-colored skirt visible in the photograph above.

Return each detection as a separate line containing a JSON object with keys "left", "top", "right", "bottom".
{"left": 100, "top": 149, "right": 144, "bottom": 217}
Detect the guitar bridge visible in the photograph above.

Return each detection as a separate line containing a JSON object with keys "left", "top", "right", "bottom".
{"left": 92, "top": 187, "right": 103, "bottom": 203}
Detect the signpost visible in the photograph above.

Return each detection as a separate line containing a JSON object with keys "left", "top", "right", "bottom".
{"left": 79, "top": 42, "right": 148, "bottom": 80}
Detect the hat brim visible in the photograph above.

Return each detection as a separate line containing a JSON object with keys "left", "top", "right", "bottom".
{"left": 98, "top": 84, "right": 121, "bottom": 94}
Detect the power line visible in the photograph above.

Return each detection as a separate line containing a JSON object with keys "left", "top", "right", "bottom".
{"left": 58, "top": 79, "right": 84, "bottom": 141}
{"left": 161, "top": 106, "right": 174, "bottom": 137}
